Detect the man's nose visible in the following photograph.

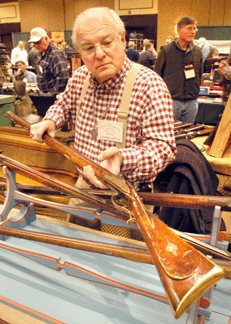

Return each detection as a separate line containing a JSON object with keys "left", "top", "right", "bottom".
{"left": 94, "top": 45, "right": 105, "bottom": 57}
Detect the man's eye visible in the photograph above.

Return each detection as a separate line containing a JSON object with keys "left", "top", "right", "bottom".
{"left": 102, "top": 40, "right": 113, "bottom": 47}
{"left": 84, "top": 45, "right": 94, "bottom": 52}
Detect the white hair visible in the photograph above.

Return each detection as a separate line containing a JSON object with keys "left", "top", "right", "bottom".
{"left": 198, "top": 37, "right": 206, "bottom": 43}
{"left": 71, "top": 7, "right": 125, "bottom": 49}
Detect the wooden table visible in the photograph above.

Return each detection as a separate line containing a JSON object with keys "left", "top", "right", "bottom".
{"left": 0, "top": 95, "right": 15, "bottom": 126}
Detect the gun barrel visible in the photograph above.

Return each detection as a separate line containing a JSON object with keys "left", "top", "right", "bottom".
{"left": 139, "top": 192, "right": 231, "bottom": 211}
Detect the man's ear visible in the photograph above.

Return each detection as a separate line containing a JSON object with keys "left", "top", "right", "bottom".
{"left": 120, "top": 32, "right": 126, "bottom": 49}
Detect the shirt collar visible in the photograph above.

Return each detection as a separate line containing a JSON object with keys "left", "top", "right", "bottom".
{"left": 89, "top": 56, "right": 132, "bottom": 91}
{"left": 174, "top": 39, "right": 195, "bottom": 53}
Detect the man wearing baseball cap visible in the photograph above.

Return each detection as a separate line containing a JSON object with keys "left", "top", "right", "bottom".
{"left": 28, "top": 27, "right": 69, "bottom": 93}
{"left": 28, "top": 28, "right": 48, "bottom": 43}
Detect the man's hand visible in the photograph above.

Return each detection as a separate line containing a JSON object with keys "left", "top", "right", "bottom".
{"left": 83, "top": 147, "right": 123, "bottom": 188}
{"left": 218, "top": 60, "right": 231, "bottom": 78}
{"left": 30, "top": 119, "right": 56, "bottom": 143}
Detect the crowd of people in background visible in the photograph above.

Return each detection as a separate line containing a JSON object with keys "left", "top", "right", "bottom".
{"left": 4, "top": 14, "right": 230, "bottom": 124}
{"left": 7, "top": 34, "right": 74, "bottom": 92}
{"left": 9, "top": 33, "right": 163, "bottom": 84}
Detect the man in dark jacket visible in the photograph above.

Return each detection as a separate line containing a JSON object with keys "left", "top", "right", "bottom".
{"left": 138, "top": 42, "right": 156, "bottom": 70}
{"left": 155, "top": 16, "right": 203, "bottom": 124}
{"left": 125, "top": 41, "right": 139, "bottom": 62}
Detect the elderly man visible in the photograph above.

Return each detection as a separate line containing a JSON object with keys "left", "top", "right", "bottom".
{"left": 155, "top": 16, "right": 203, "bottom": 124}
{"left": 198, "top": 37, "right": 214, "bottom": 63}
{"left": 28, "top": 28, "right": 69, "bottom": 93}
{"left": 30, "top": 7, "right": 176, "bottom": 215}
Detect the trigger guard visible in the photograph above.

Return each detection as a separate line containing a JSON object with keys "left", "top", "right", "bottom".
{"left": 111, "top": 193, "right": 130, "bottom": 215}
{"left": 111, "top": 193, "right": 127, "bottom": 208}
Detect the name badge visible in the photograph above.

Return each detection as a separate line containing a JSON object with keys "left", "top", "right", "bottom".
{"left": 184, "top": 63, "right": 196, "bottom": 79}
{"left": 98, "top": 119, "right": 123, "bottom": 143}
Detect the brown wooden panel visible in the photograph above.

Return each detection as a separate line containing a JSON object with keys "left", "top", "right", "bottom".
{"left": 73, "top": 0, "right": 114, "bottom": 20}
{"left": 47, "top": 0, "right": 65, "bottom": 31}
{"left": 119, "top": 0, "right": 153, "bottom": 10}
{"left": 191, "top": 0, "right": 211, "bottom": 26}
{"left": 209, "top": 0, "right": 227, "bottom": 26}
{"left": 63, "top": 0, "right": 75, "bottom": 30}
{"left": 0, "top": 0, "right": 16, "bottom": 3}
{"left": 19, "top": 0, "right": 48, "bottom": 32}
{"left": 33, "top": 0, "right": 50, "bottom": 31}
{"left": 157, "top": 0, "right": 192, "bottom": 50}
{"left": 0, "top": 22, "right": 20, "bottom": 34}
{"left": 224, "top": 0, "right": 231, "bottom": 25}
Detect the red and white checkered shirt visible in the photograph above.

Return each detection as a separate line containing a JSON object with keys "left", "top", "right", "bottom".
{"left": 44, "top": 56, "right": 176, "bottom": 184}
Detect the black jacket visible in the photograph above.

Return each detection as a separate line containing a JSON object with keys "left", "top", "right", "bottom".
{"left": 155, "top": 41, "right": 203, "bottom": 100}
{"left": 125, "top": 48, "right": 139, "bottom": 63}
{"left": 155, "top": 139, "right": 226, "bottom": 234}
{"left": 138, "top": 50, "right": 156, "bottom": 69}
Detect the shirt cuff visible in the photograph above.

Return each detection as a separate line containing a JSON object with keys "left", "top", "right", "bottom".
{"left": 225, "top": 67, "right": 231, "bottom": 80}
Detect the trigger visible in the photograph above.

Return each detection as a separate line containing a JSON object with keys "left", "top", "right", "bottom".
{"left": 111, "top": 193, "right": 136, "bottom": 224}
{"left": 111, "top": 193, "right": 129, "bottom": 214}
{"left": 127, "top": 216, "right": 136, "bottom": 225}
{"left": 111, "top": 193, "right": 127, "bottom": 208}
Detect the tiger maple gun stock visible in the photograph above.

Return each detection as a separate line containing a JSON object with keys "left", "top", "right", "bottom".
{"left": 0, "top": 226, "right": 231, "bottom": 279}
{"left": 6, "top": 111, "right": 225, "bottom": 319}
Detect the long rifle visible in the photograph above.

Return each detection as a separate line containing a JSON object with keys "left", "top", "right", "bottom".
{"left": 0, "top": 153, "right": 230, "bottom": 262}
{"left": 175, "top": 127, "right": 215, "bottom": 140}
{"left": 174, "top": 122, "right": 192, "bottom": 131}
{"left": 5, "top": 111, "right": 225, "bottom": 319}
{"left": 0, "top": 154, "right": 129, "bottom": 222}
{"left": 84, "top": 188, "right": 231, "bottom": 211}
{"left": 174, "top": 124, "right": 204, "bottom": 135}
{"left": 0, "top": 226, "right": 231, "bottom": 280}
{"left": 2, "top": 182, "right": 231, "bottom": 212}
